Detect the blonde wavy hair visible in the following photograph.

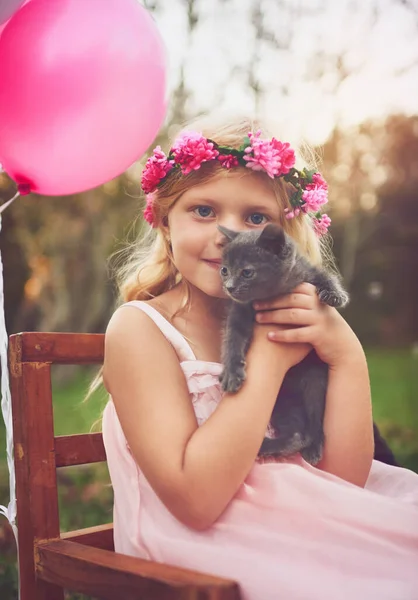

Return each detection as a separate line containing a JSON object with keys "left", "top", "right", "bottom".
{"left": 115, "top": 114, "right": 334, "bottom": 307}
{"left": 88, "top": 113, "right": 335, "bottom": 404}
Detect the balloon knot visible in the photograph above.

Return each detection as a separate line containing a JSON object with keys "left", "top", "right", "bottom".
{"left": 17, "top": 183, "right": 31, "bottom": 196}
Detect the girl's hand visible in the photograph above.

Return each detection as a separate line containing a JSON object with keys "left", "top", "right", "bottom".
{"left": 251, "top": 321, "right": 312, "bottom": 373}
{"left": 253, "top": 283, "right": 363, "bottom": 368}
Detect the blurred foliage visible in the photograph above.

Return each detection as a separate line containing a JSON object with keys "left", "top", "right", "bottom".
{"left": 1, "top": 1, "right": 417, "bottom": 598}
{"left": 321, "top": 114, "right": 418, "bottom": 346}
{"left": 2, "top": 114, "right": 418, "bottom": 348}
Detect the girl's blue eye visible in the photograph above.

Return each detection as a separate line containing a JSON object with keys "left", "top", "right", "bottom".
{"left": 248, "top": 213, "right": 267, "bottom": 225}
{"left": 194, "top": 206, "right": 214, "bottom": 218}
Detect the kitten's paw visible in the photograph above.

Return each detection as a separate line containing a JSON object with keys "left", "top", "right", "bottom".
{"left": 220, "top": 364, "right": 246, "bottom": 393}
{"left": 318, "top": 288, "right": 349, "bottom": 308}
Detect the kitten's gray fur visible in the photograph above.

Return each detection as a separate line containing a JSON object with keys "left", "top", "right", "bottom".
{"left": 219, "top": 223, "right": 349, "bottom": 464}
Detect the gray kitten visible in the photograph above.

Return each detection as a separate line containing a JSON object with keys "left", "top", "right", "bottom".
{"left": 219, "top": 223, "right": 349, "bottom": 464}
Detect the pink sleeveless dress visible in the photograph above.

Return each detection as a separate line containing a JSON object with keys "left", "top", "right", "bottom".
{"left": 102, "top": 301, "right": 418, "bottom": 600}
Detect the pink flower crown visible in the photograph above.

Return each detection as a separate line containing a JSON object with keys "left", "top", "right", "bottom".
{"left": 141, "top": 130, "right": 331, "bottom": 235}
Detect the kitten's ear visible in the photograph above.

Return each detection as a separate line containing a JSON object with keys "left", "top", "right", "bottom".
{"left": 257, "top": 224, "right": 286, "bottom": 255}
{"left": 218, "top": 225, "right": 239, "bottom": 242}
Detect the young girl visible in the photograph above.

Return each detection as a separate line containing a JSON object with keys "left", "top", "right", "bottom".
{"left": 102, "top": 115, "right": 418, "bottom": 600}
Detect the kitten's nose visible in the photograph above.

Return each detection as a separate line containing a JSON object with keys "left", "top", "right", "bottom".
{"left": 225, "top": 284, "right": 235, "bottom": 293}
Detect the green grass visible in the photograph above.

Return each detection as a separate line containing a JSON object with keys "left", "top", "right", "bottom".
{"left": 0, "top": 350, "right": 417, "bottom": 600}
{"left": 366, "top": 348, "right": 418, "bottom": 472}
{"left": 1, "top": 350, "right": 417, "bottom": 499}
{"left": 0, "top": 367, "right": 110, "bottom": 600}
{"left": 51, "top": 366, "right": 108, "bottom": 435}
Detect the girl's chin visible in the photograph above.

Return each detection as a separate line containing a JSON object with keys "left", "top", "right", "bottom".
{"left": 202, "top": 286, "right": 228, "bottom": 300}
{"left": 176, "top": 272, "right": 228, "bottom": 301}
{"left": 189, "top": 281, "right": 228, "bottom": 301}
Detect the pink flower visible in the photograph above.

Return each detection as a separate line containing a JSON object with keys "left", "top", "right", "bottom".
{"left": 141, "top": 146, "right": 174, "bottom": 194}
{"left": 313, "top": 214, "right": 331, "bottom": 236}
{"left": 302, "top": 186, "right": 328, "bottom": 212}
{"left": 171, "top": 131, "right": 219, "bottom": 174}
{"left": 244, "top": 131, "right": 296, "bottom": 178}
{"left": 306, "top": 172, "right": 328, "bottom": 190}
{"left": 218, "top": 154, "right": 239, "bottom": 168}
{"left": 143, "top": 193, "right": 156, "bottom": 226}
{"left": 284, "top": 207, "right": 301, "bottom": 220}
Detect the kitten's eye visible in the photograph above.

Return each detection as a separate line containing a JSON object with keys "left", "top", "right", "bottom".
{"left": 248, "top": 213, "right": 268, "bottom": 225}
{"left": 241, "top": 268, "right": 254, "bottom": 279}
{"left": 193, "top": 206, "right": 214, "bottom": 218}
{"left": 220, "top": 266, "right": 228, "bottom": 277}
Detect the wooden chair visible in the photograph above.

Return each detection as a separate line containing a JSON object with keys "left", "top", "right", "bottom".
{"left": 9, "top": 331, "right": 241, "bottom": 600}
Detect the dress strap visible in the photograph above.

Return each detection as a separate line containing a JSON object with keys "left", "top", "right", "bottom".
{"left": 120, "top": 301, "right": 197, "bottom": 363}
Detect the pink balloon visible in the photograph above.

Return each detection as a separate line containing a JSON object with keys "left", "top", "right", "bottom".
{"left": 0, "top": 0, "right": 167, "bottom": 196}
{"left": 0, "top": 0, "right": 25, "bottom": 26}
{"left": 0, "top": 0, "right": 29, "bottom": 38}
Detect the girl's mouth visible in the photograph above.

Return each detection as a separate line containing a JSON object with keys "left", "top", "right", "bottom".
{"left": 203, "top": 259, "right": 222, "bottom": 270}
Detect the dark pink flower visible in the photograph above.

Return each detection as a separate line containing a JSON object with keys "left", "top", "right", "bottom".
{"left": 305, "top": 172, "right": 328, "bottom": 191}
{"left": 171, "top": 131, "right": 219, "bottom": 175}
{"left": 313, "top": 214, "right": 331, "bottom": 236}
{"left": 143, "top": 193, "right": 156, "bottom": 226}
{"left": 141, "top": 146, "right": 174, "bottom": 194}
{"left": 218, "top": 154, "right": 239, "bottom": 168}
{"left": 302, "top": 186, "right": 328, "bottom": 212}
{"left": 244, "top": 131, "right": 296, "bottom": 178}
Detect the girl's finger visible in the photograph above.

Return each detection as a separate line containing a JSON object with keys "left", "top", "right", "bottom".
{"left": 254, "top": 293, "right": 314, "bottom": 311}
{"left": 267, "top": 325, "right": 316, "bottom": 343}
{"left": 292, "top": 282, "right": 316, "bottom": 295}
{"left": 256, "top": 308, "right": 315, "bottom": 326}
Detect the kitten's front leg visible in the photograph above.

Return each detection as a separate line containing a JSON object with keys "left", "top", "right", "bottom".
{"left": 220, "top": 302, "right": 254, "bottom": 394}
{"left": 308, "top": 269, "right": 349, "bottom": 308}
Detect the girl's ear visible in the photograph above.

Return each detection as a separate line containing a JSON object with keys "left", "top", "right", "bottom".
{"left": 257, "top": 223, "right": 286, "bottom": 255}
{"left": 218, "top": 225, "right": 239, "bottom": 242}
{"left": 160, "top": 216, "right": 170, "bottom": 239}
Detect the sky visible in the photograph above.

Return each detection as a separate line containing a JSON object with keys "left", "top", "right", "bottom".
{"left": 149, "top": 0, "right": 418, "bottom": 145}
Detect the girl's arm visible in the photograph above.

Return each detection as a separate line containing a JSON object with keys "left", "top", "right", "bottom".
{"left": 104, "top": 306, "right": 309, "bottom": 531}
{"left": 316, "top": 345, "right": 373, "bottom": 486}
{"left": 255, "top": 283, "right": 374, "bottom": 486}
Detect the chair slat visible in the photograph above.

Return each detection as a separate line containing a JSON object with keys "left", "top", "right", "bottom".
{"left": 61, "top": 523, "right": 114, "bottom": 551}
{"left": 55, "top": 432, "right": 106, "bottom": 467}
{"left": 9, "top": 331, "right": 243, "bottom": 600}
{"left": 11, "top": 331, "right": 104, "bottom": 364}
{"left": 10, "top": 358, "right": 63, "bottom": 600}
{"left": 35, "top": 540, "right": 241, "bottom": 600}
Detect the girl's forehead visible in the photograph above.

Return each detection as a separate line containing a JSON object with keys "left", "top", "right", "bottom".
{"left": 179, "top": 172, "right": 278, "bottom": 205}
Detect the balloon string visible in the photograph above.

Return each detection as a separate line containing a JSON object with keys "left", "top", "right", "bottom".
{"left": 0, "top": 190, "right": 20, "bottom": 214}
{"left": 0, "top": 189, "right": 21, "bottom": 598}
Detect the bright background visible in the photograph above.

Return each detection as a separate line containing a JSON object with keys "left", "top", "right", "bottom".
{"left": 1, "top": 1, "right": 417, "bottom": 596}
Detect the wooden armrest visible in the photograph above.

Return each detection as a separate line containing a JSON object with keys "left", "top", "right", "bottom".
{"left": 61, "top": 522, "right": 114, "bottom": 551}
{"left": 35, "top": 539, "right": 241, "bottom": 600}
{"left": 11, "top": 331, "right": 104, "bottom": 364}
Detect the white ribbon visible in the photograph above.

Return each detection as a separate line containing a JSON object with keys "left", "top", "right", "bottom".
{"left": 0, "top": 189, "right": 20, "bottom": 215}
{"left": 0, "top": 191, "right": 20, "bottom": 596}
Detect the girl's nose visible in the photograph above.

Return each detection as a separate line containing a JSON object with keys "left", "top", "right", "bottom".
{"left": 215, "top": 219, "right": 241, "bottom": 246}
{"left": 214, "top": 227, "right": 228, "bottom": 247}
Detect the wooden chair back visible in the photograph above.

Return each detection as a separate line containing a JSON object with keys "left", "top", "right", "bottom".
{"left": 9, "top": 331, "right": 240, "bottom": 600}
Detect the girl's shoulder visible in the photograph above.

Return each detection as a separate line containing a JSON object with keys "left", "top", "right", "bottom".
{"left": 106, "top": 300, "right": 163, "bottom": 345}
{"left": 106, "top": 294, "right": 196, "bottom": 364}
{"left": 109, "top": 286, "right": 179, "bottom": 327}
